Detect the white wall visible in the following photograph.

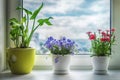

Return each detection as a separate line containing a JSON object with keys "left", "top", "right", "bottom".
{"left": 109, "top": 0, "right": 120, "bottom": 69}
{"left": 0, "top": 0, "right": 6, "bottom": 71}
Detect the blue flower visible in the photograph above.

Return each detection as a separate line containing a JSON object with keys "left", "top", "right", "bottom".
{"left": 48, "top": 36, "right": 54, "bottom": 41}
{"left": 62, "top": 37, "right": 66, "bottom": 41}
{"left": 44, "top": 36, "right": 78, "bottom": 55}
{"left": 67, "top": 39, "right": 71, "bottom": 42}
{"left": 55, "top": 56, "right": 59, "bottom": 63}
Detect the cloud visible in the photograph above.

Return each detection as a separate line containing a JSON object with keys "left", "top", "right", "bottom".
{"left": 34, "top": 12, "right": 109, "bottom": 40}
{"left": 89, "top": 0, "right": 110, "bottom": 13}
{"left": 43, "top": 0, "right": 84, "bottom": 14}
{"left": 23, "top": 0, "right": 110, "bottom": 40}
{"left": 23, "top": 0, "right": 85, "bottom": 14}
{"left": 35, "top": 26, "right": 88, "bottom": 40}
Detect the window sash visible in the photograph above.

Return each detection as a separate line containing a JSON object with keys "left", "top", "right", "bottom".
{"left": 23, "top": 0, "right": 111, "bottom": 55}
{"left": 7, "top": 0, "right": 114, "bottom": 70}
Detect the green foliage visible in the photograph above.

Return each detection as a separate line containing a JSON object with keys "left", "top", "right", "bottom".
{"left": 87, "top": 29, "right": 115, "bottom": 57}
{"left": 30, "top": 3, "right": 43, "bottom": 20}
{"left": 90, "top": 38, "right": 111, "bottom": 57}
{"left": 37, "top": 17, "right": 53, "bottom": 26}
{"left": 9, "top": 3, "right": 53, "bottom": 48}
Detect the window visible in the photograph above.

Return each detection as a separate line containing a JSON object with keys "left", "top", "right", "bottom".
{"left": 7, "top": 0, "right": 120, "bottom": 70}
{"left": 23, "top": 0, "right": 111, "bottom": 55}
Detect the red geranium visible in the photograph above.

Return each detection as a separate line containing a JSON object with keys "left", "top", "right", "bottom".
{"left": 101, "top": 31, "right": 107, "bottom": 36}
{"left": 100, "top": 37, "right": 110, "bottom": 42}
{"left": 111, "top": 28, "right": 115, "bottom": 32}
{"left": 87, "top": 28, "right": 115, "bottom": 56}
{"left": 89, "top": 34, "right": 96, "bottom": 40}
{"left": 86, "top": 32, "right": 91, "bottom": 35}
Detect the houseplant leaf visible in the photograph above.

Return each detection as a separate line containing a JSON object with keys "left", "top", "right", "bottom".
{"left": 16, "top": 7, "right": 32, "bottom": 15}
{"left": 30, "top": 3, "right": 43, "bottom": 19}
{"left": 37, "top": 17, "right": 53, "bottom": 26}
{"left": 9, "top": 18, "right": 20, "bottom": 28}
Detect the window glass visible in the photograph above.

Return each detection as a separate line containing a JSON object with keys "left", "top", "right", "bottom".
{"left": 23, "top": 0, "right": 110, "bottom": 54}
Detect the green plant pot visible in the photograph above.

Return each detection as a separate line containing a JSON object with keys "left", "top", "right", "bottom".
{"left": 7, "top": 48, "right": 35, "bottom": 74}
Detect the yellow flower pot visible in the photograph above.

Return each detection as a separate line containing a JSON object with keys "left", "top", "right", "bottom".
{"left": 7, "top": 48, "right": 35, "bottom": 74}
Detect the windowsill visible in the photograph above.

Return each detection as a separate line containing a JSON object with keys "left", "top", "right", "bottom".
{"left": 35, "top": 55, "right": 92, "bottom": 66}
{"left": 0, "top": 70, "right": 120, "bottom": 80}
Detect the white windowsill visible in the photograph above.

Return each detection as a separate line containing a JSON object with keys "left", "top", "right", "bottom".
{"left": 34, "top": 55, "right": 120, "bottom": 70}
{"left": 35, "top": 55, "right": 92, "bottom": 67}
{"left": 0, "top": 70, "right": 120, "bottom": 80}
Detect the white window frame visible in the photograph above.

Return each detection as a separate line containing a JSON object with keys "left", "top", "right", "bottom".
{"left": 7, "top": 0, "right": 120, "bottom": 70}
{"left": 0, "top": 0, "right": 6, "bottom": 72}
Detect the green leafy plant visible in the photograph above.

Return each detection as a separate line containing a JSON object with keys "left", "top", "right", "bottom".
{"left": 87, "top": 28, "right": 115, "bottom": 57}
{"left": 9, "top": 3, "right": 53, "bottom": 48}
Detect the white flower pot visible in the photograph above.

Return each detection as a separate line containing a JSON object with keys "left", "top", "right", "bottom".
{"left": 92, "top": 56, "right": 110, "bottom": 75}
{"left": 52, "top": 55, "right": 71, "bottom": 74}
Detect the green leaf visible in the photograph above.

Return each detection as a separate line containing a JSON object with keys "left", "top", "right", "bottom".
{"left": 21, "top": 16, "right": 26, "bottom": 23}
{"left": 16, "top": 7, "right": 32, "bottom": 15}
{"left": 9, "top": 18, "right": 20, "bottom": 28}
{"left": 9, "top": 18, "right": 18, "bottom": 23}
{"left": 20, "top": 25, "right": 24, "bottom": 30}
{"left": 37, "top": 17, "right": 53, "bottom": 26}
{"left": 37, "top": 19, "right": 44, "bottom": 26}
{"left": 44, "top": 17, "right": 53, "bottom": 25}
{"left": 30, "top": 3, "right": 43, "bottom": 20}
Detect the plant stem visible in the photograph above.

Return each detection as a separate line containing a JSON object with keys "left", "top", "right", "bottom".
{"left": 33, "top": 24, "right": 40, "bottom": 32}
{"left": 27, "top": 24, "right": 40, "bottom": 47}
{"left": 16, "top": 32, "right": 19, "bottom": 48}
{"left": 32, "top": 18, "right": 36, "bottom": 31}
{"left": 26, "top": 13, "right": 29, "bottom": 30}
{"left": 27, "top": 31, "right": 34, "bottom": 47}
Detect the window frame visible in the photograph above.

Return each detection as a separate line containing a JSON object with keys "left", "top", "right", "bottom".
{"left": 7, "top": 0, "right": 113, "bottom": 70}
{"left": 0, "top": 0, "right": 6, "bottom": 72}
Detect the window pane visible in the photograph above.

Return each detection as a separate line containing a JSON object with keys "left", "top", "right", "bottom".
{"left": 23, "top": 0, "right": 110, "bottom": 55}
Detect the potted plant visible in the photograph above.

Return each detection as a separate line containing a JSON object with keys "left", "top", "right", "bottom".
{"left": 87, "top": 28, "right": 115, "bottom": 74}
{"left": 7, "top": 3, "right": 53, "bottom": 74}
{"left": 44, "top": 36, "right": 77, "bottom": 74}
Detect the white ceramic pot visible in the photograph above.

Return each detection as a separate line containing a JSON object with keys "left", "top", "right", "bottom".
{"left": 52, "top": 55, "right": 71, "bottom": 74}
{"left": 92, "top": 56, "right": 110, "bottom": 75}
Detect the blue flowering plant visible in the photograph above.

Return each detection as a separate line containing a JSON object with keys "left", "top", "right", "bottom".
{"left": 45, "top": 36, "right": 78, "bottom": 55}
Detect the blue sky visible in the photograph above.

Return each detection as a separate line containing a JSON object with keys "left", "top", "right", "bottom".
{"left": 23, "top": 0, "right": 110, "bottom": 40}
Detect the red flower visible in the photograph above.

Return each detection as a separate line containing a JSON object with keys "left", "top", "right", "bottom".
{"left": 100, "top": 38, "right": 105, "bottom": 42}
{"left": 89, "top": 34, "right": 95, "bottom": 40}
{"left": 87, "top": 32, "right": 91, "bottom": 35}
{"left": 107, "top": 34, "right": 111, "bottom": 37}
{"left": 101, "top": 31, "right": 106, "bottom": 35}
{"left": 100, "top": 37, "right": 110, "bottom": 42}
{"left": 101, "top": 31, "right": 107, "bottom": 36}
{"left": 106, "top": 37, "right": 110, "bottom": 42}
{"left": 111, "top": 28, "right": 115, "bottom": 32}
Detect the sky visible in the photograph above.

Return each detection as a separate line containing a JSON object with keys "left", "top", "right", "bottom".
{"left": 23, "top": 0, "right": 110, "bottom": 40}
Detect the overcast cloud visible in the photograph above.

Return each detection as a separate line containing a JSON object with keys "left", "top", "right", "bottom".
{"left": 23, "top": 0, "right": 110, "bottom": 40}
